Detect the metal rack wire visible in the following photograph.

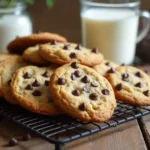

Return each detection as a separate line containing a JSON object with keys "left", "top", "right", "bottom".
{"left": 0, "top": 99, "right": 150, "bottom": 150}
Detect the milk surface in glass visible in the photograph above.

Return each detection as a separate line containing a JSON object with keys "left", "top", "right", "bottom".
{"left": 81, "top": 8, "right": 139, "bottom": 64}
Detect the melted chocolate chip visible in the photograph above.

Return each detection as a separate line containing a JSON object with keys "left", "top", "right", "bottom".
{"left": 22, "top": 133, "right": 31, "bottom": 141}
{"left": 45, "top": 80, "right": 49, "bottom": 86}
{"left": 83, "top": 86, "right": 90, "bottom": 93}
{"left": 42, "top": 71, "right": 49, "bottom": 77}
{"left": 71, "top": 73, "right": 76, "bottom": 80}
{"left": 25, "top": 84, "right": 33, "bottom": 90}
{"left": 32, "top": 80, "right": 40, "bottom": 87}
{"left": 143, "top": 90, "right": 149, "bottom": 96}
{"left": 92, "top": 48, "right": 99, "bottom": 54}
{"left": 71, "top": 62, "right": 79, "bottom": 69}
{"left": 105, "top": 62, "right": 110, "bottom": 66}
{"left": 79, "top": 103, "right": 86, "bottom": 111}
{"left": 63, "top": 44, "right": 70, "bottom": 50}
{"left": 8, "top": 137, "right": 18, "bottom": 146}
{"left": 91, "top": 82, "right": 98, "bottom": 87}
{"left": 32, "top": 90, "right": 41, "bottom": 96}
{"left": 115, "top": 83, "right": 123, "bottom": 91}
{"left": 81, "top": 76, "right": 90, "bottom": 83}
{"left": 89, "top": 93, "right": 98, "bottom": 100}
{"left": 23, "top": 72, "right": 32, "bottom": 79}
{"left": 135, "top": 82, "right": 142, "bottom": 88}
{"left": 122, "top": 73, "right": 129, "bottom": 82}
{"left": 70, "top": 52, "right": 77, "bottom": 58}
{"left": 102, "top": 89, "right": 110, "bottom": 95}
{"left": 72, "top": 89, "right": 80, "bottom": 96}
{"left": 74, "top": 70, "right": 82, "bottom": 77}
{"left": 135, "top": 71, "right": 142, "bottom": 78}
{"left": 108, "top": 67, "right": 115, "bottom": 73}
{"left": 75, "top": 44, "right": 81, "bottom": 50}
{"left": 57, "top": 78, "right": 66, "bottom": 85}
{"left": 51, "top": 40, "right": 57, "bottom": 45}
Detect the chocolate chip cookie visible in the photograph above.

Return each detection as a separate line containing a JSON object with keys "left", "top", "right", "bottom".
{"left": 39, "top": 42, "right": 104, "bottom": 67}
{"left": 50, "top": 62, "right": 116, "bottom": 122}
{"left": 0, "top": 56, "right": 28, "bottom": 104}
{"left": 93, "top": 60, "right": 118, "bottom": 76}
{"left": 106, "top": 66, "right": 150, "bottom": 106}
{"left": 7, "top": 32, "right": 67, "bottom": 54}
{"left": 11, "top": 65, "right": 62, "bottom": 115}
{"left": 23, "top": 45, "right": 49, "bottom": 65}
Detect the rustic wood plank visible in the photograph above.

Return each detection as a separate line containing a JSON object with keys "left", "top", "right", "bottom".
{"left": 0, "top": 119, "right": 147, "bottom": 150}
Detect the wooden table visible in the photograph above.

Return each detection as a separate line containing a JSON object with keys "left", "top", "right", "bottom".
{"left": 0, "top": 65, "right": 150, "bottom": 150}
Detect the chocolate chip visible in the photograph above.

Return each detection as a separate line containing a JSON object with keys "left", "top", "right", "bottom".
{"left": 135, "top": 82, "right": 142, "bottom": 88}
{"left": 22, "top": 133, "right": 31, "bottom": 141}
{"left": 91, "top": 82, "right": 98, "bottom": 87}
{"left": 57, "top": 78, "right": 66, "bottom": 85}
{"left": 72, "top": 89, "right": 80, "bottom": 96}
{"left": 81, "top": 76, "right": 90, "bottom": 83}
{"left": 105, "top": 62, "right": 110, "bottom": 66}
{"left": 135, "top": 71, "right": 142, "bottom": 78}
{"left": 143, "top": 90, "right": 149, "bottom": 96}
{"left": 89, "top": 93, "right": 98, "bottom": 100}
{"left": 102, "top": 89, "right": 110, "bottom": 95}
{"left": 8, "top": 79, "right": 11, "bottom": 85}
{"left": 32, "top": 80, "right": 40, "bottom": 87}
{"left": 115, "top": 83, "right": 123, "bottom": 91}
{"left": 83, "top": 86, "right": 90, "bottom": 93}
{"left": 23, "top": 72, "right": 32, "bottom": 79}
{"left": 25, "top": 84, "right": 33, "bottom": 90}
{"left": 32, "top": 90, "right": 41, "bottom": 96}
{"left": 122, "top": 73, "right": 129, "bottom": 82}
{"left": 8, "top": 137, "right": 18, "bottom": 146}
{"left": 70, "top": 52, "right": 77, "bottom": 58}
{"left": 92, "top": 48, "right": 99, "bottom": 54}
{"left": 63, "top": 44, "right": 70, "bottom": 50}
{"left": 74, "top": 70, "right": 82, "bottom": 77}
{"left": 71, "top": 62, "right": 78, "bottom": 69}
{"left": 79, "top": 103, "right": 86, "bottom": 111}
{"left": 45, "top": 80, "right": 49, "bottom": 86}
{"left": 51, "top": 40, "right": 57, "bottom": 45}
{"left": 42, "top": 71, "right": 50, "bottom": 77}
{"left": 107, "top": 67, "right": 115, "bottom": 73}
{"left": 71, "top": 73, "right": 76, "bottom": 80}
{"left": 75, "top": 44, "right": 81, "bottom": 50}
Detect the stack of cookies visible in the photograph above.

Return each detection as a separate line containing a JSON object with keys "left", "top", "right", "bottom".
{"left": 0, "top": 32, "right": 149, "bottom": 123}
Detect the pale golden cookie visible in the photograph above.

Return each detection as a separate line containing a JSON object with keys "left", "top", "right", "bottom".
{"left": 106, "top": 66, "right": 150, "bottom": 106}
{"left": 23, "top": 45, "right": 49, "bottom": 65}
{"left": 7, "top": 32, "right": 67, "bottom": 54}
{"left": 11, "top": 65, "right": 62, "bottom": 115}
{"left": 39, "top": 42, "right": 104, "bottom": 67}
{"left": 1, "top": 56, "right": 28, "bottom": 104}
{"left": 50, "top": 62, "right": 116, "bottom": 122}
{"left": 93, "top": 60, "right": 118, "bottom": 76}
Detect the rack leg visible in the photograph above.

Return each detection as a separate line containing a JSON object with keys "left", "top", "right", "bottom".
{"left": 55, "top": 143, "right": 63, "bottom": 150}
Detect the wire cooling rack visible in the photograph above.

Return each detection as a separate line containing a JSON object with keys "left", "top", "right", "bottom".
{"left": 0, "top": 99, "right": 150, "bottom": 150}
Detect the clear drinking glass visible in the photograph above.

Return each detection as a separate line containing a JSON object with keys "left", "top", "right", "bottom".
{"left": 80, "top": 0, "right": 150, "bottom": 64}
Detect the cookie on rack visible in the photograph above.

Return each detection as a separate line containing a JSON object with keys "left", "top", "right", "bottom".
{"left": 7, "top": 32, "right": 67, "bottom": 54}
{"left": 93, "top": 60, "right": 118, "bottom": 76}
{"left": 11, "top": 65, "right": 62, "bottom": 115}
{"left": 23, "top": 45, "right": 49, "bottom": 65}
{"left": 39, "top": 42, "right": 104, "bottom": 67}
{"left": 0, "top": 56, "right": 28, "bottom": 105}
{"left": 50, "top": 62, "right": 116, "bottom": 122}
{"left": 106, "top": 66, "right": 150, "bottom": 106}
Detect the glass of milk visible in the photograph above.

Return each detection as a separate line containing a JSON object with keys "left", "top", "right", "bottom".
{"left": 81, "top": 0, "right": 150, "bottom": 64}
{"left": 0, "top": 1, "right": 32, "bottom": 52}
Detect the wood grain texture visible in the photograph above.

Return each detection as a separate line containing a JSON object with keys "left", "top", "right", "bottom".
{"left": 0, "top": 119, "right": 147, "bottom": 150}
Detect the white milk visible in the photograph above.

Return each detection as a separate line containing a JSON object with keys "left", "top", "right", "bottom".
{"left": 0, "top": 14, "right": 32, "bottom": 52}
{"left": 81, "top": 9, "right": 139, "bottom": 64}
